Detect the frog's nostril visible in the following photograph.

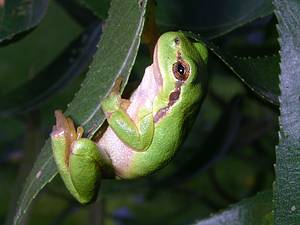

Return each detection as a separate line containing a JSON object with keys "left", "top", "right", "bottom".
{"left": 174, "top": 37, "right": 180, "bottom": 45}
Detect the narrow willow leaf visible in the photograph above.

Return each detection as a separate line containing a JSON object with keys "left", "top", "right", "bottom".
{"left": 194, "top": 191, "right": 273, "bottom": 225}
{"left": 273, "top": 0, "right": 300, "bottom": 224}
{"left": 0, "top": 0, "right": 48, "bottom": 42}
{"left": 186, "top": 32, "right": 280, "bottom": 105}
{"left": 157, "top": 0, "right": 273, "bottom": 39}
{"left": 6, "top": 141, "right": 56, "bottom": 225}
{"left": 65, "top": 0, "right": 148, "bottom": 137}
{"left": 207, "top": 44, "right": 280, "bottom": 105}
{"left": 227, "top": 55, "right": 280, "bottom": 105}
{"left": 9, "top": 0, "right": 148, "bottom": 224}
{"left": 0, "top": 22, "right": 101, "bottom": 116}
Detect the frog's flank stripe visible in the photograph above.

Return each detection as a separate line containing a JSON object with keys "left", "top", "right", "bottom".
{"left": 153, "top": 80, "right": 183, "bottom": 123}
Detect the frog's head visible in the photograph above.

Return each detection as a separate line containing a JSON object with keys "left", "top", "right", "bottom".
{"left": 153, "top": 31, "right": 208, "bottom": 94}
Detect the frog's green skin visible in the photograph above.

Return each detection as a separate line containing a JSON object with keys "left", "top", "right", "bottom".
{"left": 51, "top": 31, "right": 208, "bottom": 204}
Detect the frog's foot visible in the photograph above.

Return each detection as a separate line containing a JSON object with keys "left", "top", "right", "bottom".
{"left": 51, "top": 110, "right": 83, "bottom": 144}
{"left": 101, "top": 93, "right": 121, "bottom": 115}
{"left": 101, "top": 88, "right": 132, "bottom": 119}
{"left": 51, "top": 110, "right": 83, "bottom": 165}
{"left": 111, "top": 77, "right": 123, "bottom": 93}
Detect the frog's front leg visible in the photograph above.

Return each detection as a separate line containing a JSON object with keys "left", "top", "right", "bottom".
{"left": 51, "top": 111, "right": 110, "bottom": 204}
{"left": 101, "top": 91, "right": 154, "bottom": 151}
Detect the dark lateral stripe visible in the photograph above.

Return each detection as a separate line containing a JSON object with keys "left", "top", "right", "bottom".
{"left": 153, "top": 81, "right": 183, "bottom": 123}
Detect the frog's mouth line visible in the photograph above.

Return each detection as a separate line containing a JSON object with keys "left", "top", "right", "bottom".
{"left": 153, "top": 80, "right": 183, "bottom": 123}
{"left": 153, "top": 44, "right": 163, "bottom": 88}
{"left": 153, "top": 45, "right": 184, "bottom": 123}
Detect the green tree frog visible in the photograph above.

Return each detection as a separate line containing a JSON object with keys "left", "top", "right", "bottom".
{"left": 51, "top": 31, "right": 208, "bottom": 204}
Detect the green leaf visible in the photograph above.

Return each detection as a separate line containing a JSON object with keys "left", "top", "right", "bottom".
{"left": 186, "top": 32, "right": 280, "bottom": 105}
{"left": 77, "top": 0, "right": 110, "bottom": 19}
{"left": 0, "top": 0, "right": 48, "bottom": 42}
{"left": 6, "top": 141, "right": 56, "bottom": 225}
{"left": 157, "top": 0, "right": 274, "bottom": 39}
{"left": 226, "top": 55, "right": 280, "bottom": 105}
{"left": 207, "top": 44, "right": 280, "bottom": 105}
{"left": 65, "top": 1, "right": 148, "bottom": 136}
{"left": 194, "top": 191, "right": 273, "bottom": 225}
{"left": 0, "top": 23, "right": 101, "bottom": 116}
{"left": 9, "top": 0, "right": 148, "bottom": 224}
{"left": 0, "top": 1, "right": 82, "bottom": 96}
{"left": 273, "top": 0, "right": 300, "bottom": 224}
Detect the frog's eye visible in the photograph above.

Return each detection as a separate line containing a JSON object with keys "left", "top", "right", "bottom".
{"left": 172, "top": 60, "right": 190, "bottom": 81}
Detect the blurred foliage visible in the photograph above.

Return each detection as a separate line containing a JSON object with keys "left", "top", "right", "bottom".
{"left": 0, "top": 0, "right": 48, "bottom": 42}
{"left": 0, "top": 0, "right": 285, "bottom": 224}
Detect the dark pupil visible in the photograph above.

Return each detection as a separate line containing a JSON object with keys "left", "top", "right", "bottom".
{"left": 177, "top": 63, "right": 185, "bottom": 75}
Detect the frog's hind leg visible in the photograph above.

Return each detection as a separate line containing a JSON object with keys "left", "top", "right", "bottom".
{"left": 69, "top": 138, "right": 112, "bottom": 204}
{"left": 51, "top": 111, "right": 112, "bottom": 204}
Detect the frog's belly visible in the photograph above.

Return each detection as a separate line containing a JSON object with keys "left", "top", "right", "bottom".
{"left": 97, "top": 127, "right": 135, "bottom": 178}
{"left": 97, "top": 109, "right": 182, "bottom": 179}
{"left": 97, "top": 125, "right": 173, "bottom": 179}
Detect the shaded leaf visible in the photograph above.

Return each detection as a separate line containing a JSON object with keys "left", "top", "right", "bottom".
{"left": 207, "top": 44, "right": 280, "bottom": 105}
{"left": 77, "top": 0, "right": 110, "bottom": 19}
{"left": 10, "top": 0, "right": 148, "bottom": 224}
{"left": 273, "top": 0, "right": 300, "bottom": 224}
{"left": 56, "top": 0, "right": 100, "bottom": 27}
{"left": 186, "top": 32, "right": 280, "bottom": 105}
{"left": 0, "top": 0, "right": 48, "bottom": 42}
{"left": 157, "top": 0, "right": 274, "bottom": 39}
{"left": 194, "top": 191, "right": 273, "bottom": 225}
{"left": 0, "top": 1, "right": 82, "bottom": 95}
{"left": 0, "top": 22, "right": 101, "bottom": 116}
{"left": 227, "top": 55, "right": 280, "bottom": 105}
